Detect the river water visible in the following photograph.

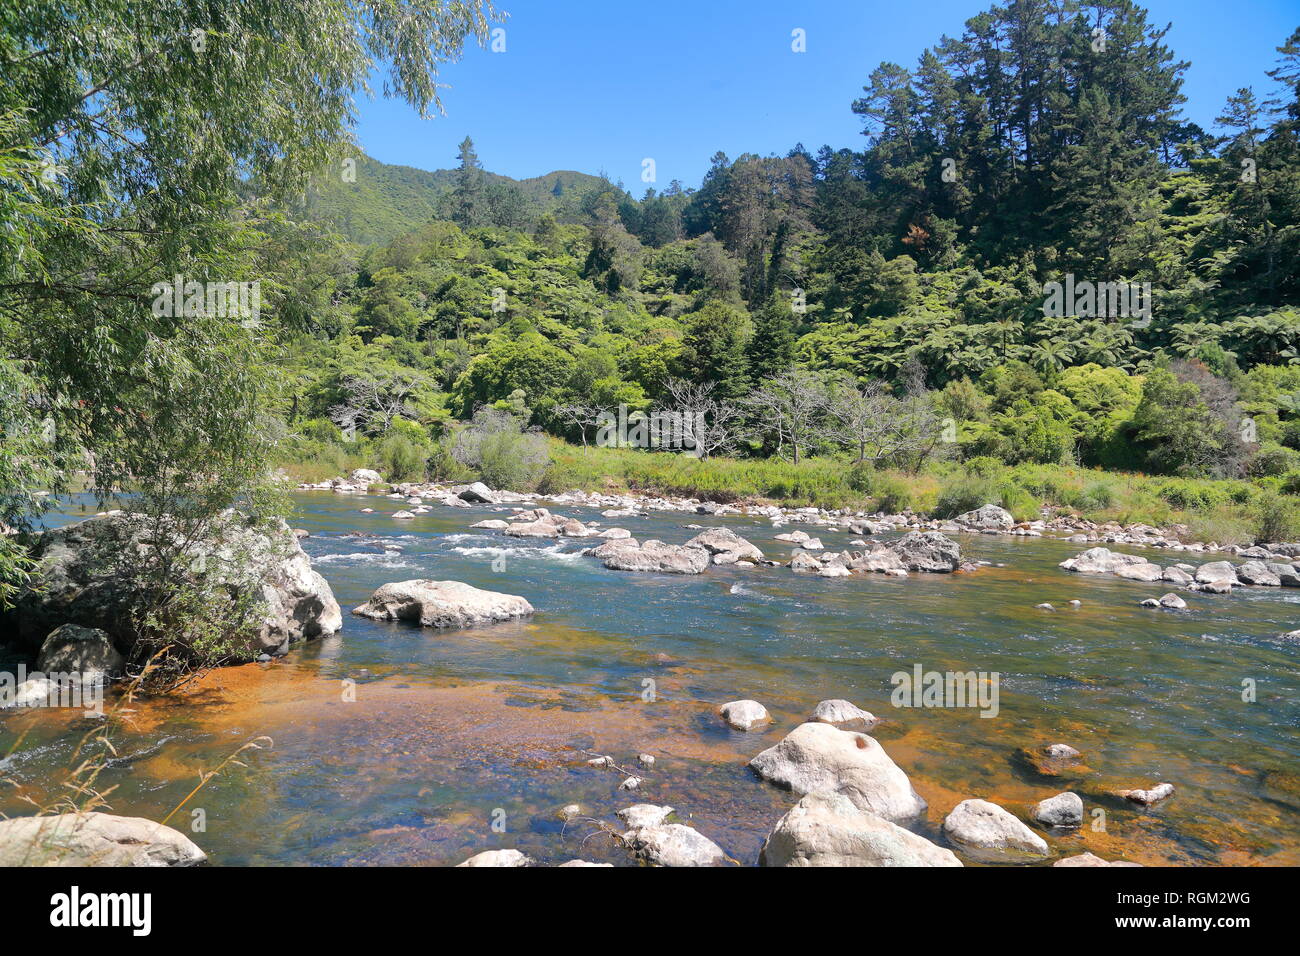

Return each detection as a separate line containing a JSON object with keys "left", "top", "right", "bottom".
{"left": 2, "top": 491, "right": 1298, "bottom": 865}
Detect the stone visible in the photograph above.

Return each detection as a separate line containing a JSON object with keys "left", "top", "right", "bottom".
{"left": 1059, "top": 547, "right": 1150, "bottom": 575}
{"left": 455, "top": 849, "right": 530, "bottom": 867}
{"left": 469, "top": 519, "right": 510, "bottom": 530}
{"left": 889, "top": 531, "right": 962, "bottom": 573}
{"left": 809, "top": 699, "right": 878, "bottom": 731}
{"left": 1054, "top": 852, "right": 1142, "bottom": 867}
{"left": 1043, "top": 743, "right": 1081, "bottom": 760}
{"left": 36, "top": 624, "right": 123, "bottom": 681}
{"left": 624, "top": 823, "right": 728, "bottom": 867}
{"left": 1116, "top": 783, "right": 1175, "bottom": 806}
{"left": 1, "top": 677, "right": 55, "bottom": 708}
{"left": 719, "top": 699, "right": 771, "bottom": 731}
{"left": 558, "top": 804, "right": 583, "bottom": 822}
{"left": 749, "top": 722, "right": 927, "bottom": 823}
{"left": 616, "top": 804, "right": 675, "bottom": 829}
{"left": 845, "top": 548, "right": 906, "bottom": 573}
{"left": 1159, "top": 592, "right": 1187, "bottom": 609}
{"left": 391, "top": 510, "right": 416, "bottom": 519}
{"left": 683, "top": 527, "right": 763, "bottom": 563}
{"left": 1161, "top": 566, "right": 1194, "bottom": 585}
{"left": 1114, "top": 562, "right": 1164, "bottom": 582}
{"left": 1236, "top": 560, "right": 1281, "bottom": 587}
{"left": 789, "top": 550, "right": 823, "bottom": 573}
{"left": 942, "top": 798, "right": 1050, "bottom": 862}
{"left": 760, "top": 791, "right": 962, "bottom": 867}
{"left": 954, "top": 504, "right": 1015, "bottom": 530}
{"left": 458, "top": 482, "right": 497, "bottom": 504}
{"left": 1036, "top": 603, "right": 1055, "bottom": 611}
{"left": 1195, "top": 561, "right": 1239, "bottom": 585}
{"left": 349, "top": 468, "right": 382, "bottom": 485}
{"left": 1032, "top": 792, "right": 1083, "bottom": 828}
{"left": 558, "top": 859, "right": 613, "bottom": 867}
{"left": 352, "top": 580, "right": 534, "bottom": 629}
{"left": 596, "top": 538, "right": 710, "bottom": 574}
{"left": 0, "top": 812, "right": 205, "bottom": 866}
{"left": 0, "top": 511, "right": 341, "bottom": 660}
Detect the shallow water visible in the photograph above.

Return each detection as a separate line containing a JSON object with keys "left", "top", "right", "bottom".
{"left": 2, "top": 492, "right": 1298, "bottom": 866}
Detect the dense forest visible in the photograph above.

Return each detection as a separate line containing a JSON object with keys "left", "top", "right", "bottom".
{"left": 275, "top": 1, "right": 1300, "bottom": 501}
{"left": 5, "top": 0, "right": 1300, "bottom": 612}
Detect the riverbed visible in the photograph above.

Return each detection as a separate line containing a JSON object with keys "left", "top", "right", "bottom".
{"left": 2, "top": 491, "right": 1298, "bottom": 865}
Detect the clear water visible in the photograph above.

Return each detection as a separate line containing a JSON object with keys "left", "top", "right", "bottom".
{"left": 2, "top": 491, "right": 1298, "bottom": 866}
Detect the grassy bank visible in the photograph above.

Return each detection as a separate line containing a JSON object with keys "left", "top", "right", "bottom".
{"left": 275, "top": 437, "right": 1299, "bottom": 546}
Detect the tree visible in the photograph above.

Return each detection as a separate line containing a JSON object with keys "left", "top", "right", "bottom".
{"left": 1130, "top": 358, "right": 1250, "bottom": 477}
{"left": 745, "top": 369, "right": 829, "bottom": 464}
{"left": 0, "top": 0, "right": 498, "bottom": 625}
{"left": 658, "top": 378, "right": 741, "bottom": 459}
{"left": 746, "top": 297, "right": 798, "bottom": 381}
{"left": 451, "top": 136, "right": 488, "bottom": 228}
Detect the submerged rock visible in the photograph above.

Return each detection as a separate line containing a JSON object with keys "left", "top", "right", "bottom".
{"left": 942, "top": 798, "right": 1050, "bottom": 862}
{"left": 760, "top": 791, "right": 962, "bottom": 867}
{"left": 352, "top": 579, "right": 534, "bottom": 628}
{"left": 0, "top": 511, "right": 341, "bottom": 660}
{"left": 0, "top": 812, "right": 206, "bottom": 866}
{"left": 1116, "top": 783, "right": 1175, "bottom": 806}
{"left": 809, "top": 699, "right": 878, "bottom": 731}
{"left": 749, "top": 722, "right": 927, "bottom": 823}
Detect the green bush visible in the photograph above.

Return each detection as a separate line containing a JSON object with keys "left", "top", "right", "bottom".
{"left": 1254, "top": 490, "right": 1299, "bottom": 544}
{"left": 476, "top": 429, "right": 550, "bottom": 491}
{"left": 933, "top": 476, "right": 999, "bottom": 518}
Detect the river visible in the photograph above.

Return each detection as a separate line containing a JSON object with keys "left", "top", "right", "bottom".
{"left": 2, "top": 491, "right": 1298, "bottom": 865}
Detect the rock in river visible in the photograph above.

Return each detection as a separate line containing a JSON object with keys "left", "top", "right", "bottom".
{"left": 1054, "top": 852, "right": 1142, "bottom": 867}
{"left": 809, "top": 698, "right": 878, "bottom": 731}
{"left": 0, "top": 511, "right": 341, "bottom": 660}
{"left": 36, "top": 624, "right": 124, "bottom": 682}
{"left": 594, "top": 538, "right": 710, "bottom": 574}
{"left": 749, "top": 722, "right": 927, "bottom": 823}
{"left": 683, "top": 527, "right": 763, "bottom": 564}
{"left": 719, "top": 699, "right": 771, "bottom": 731}
{"left": 624, "top": 822, "right": 728, "bottom": 867}
{"left": 760, "top": 791, "right": 961, "bottom": 867}
{"left": 352, "top": 580, "right": 534, "bottom": 629}
{"left": 0, "top": 812, "right": 206, "bottom": 866}
{"left": 1059, "top": 547, "right": 1151, "bottom": 575}
{"left": 889, "top": 531, "right": 963, "bottom": 573}
{"left": 1031, "top": 791, "right": 1084, "bottom": 828}
{"left": 456, "top": 848, "right": 530, "bottom": 867}
{"left": 954, "top": 504, "right": 1015, "bottom": 530}
{"left": 942, "top": 798, "right": 1050, "bottom": 862}
{"left": 1116, "top": 782, "right": 1175, "bottom": 806}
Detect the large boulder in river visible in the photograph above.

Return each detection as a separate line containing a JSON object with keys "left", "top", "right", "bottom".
{"left": 683, "top": 527, "right": 763, "bottom": 564}
{"left": 1194, "top": 561, "right": 1239, "bottom": 585}
{"left": 37, "top": 624, "right": 123, "bottom": 681}
{"left": 760, "top": 791, "right": 961, "bottom": 867}
{"left": 749, "top": 722, "right": 927, "bottom": 823}
{"left": 352, "top": 580, "right": 534, "bottom": 629}
{"left": 349, "top": 468, "right": 382, "bottom": 485}
{"left": 888, "top": 531, "right": 962, "bottom": 573}
{"left": 0, "top": 511, "right": 341, "bottom": 660}
{"left": 596, "top": 538, "right": 710, "bottom": 574}
{"left": 457, "top": 482, "right": 498, "bottom": 504}
{"left": 954, "top": 504, "right": 1014, "bottom": 530}
{"left": 0, "top": 812, "right": 206, "bottom": 866}
{"left": 942, "top": 798, "right": 1049, "bottom": 862}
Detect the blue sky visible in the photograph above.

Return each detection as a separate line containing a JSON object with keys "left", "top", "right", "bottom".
{"left": 354, "top": 0, "right": 1299, "bottom": 187}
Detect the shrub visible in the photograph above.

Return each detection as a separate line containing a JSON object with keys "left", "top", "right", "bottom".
{"left": 933, "top": 476, "right": 998, "bottom": 518}
{"left": 476, "top": 430, "right": 550, "bottom": 491}
{"left": 1255, "top": 490, "right": 1299, "bottom": 545}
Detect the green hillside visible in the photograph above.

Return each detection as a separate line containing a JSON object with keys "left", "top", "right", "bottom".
{"left": 301, "top": 153, "right": 611, "bottom": 244}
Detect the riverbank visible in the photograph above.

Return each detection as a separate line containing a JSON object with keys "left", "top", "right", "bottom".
{"left": 274, "top": 440, "right": 1286, "bottom": 548}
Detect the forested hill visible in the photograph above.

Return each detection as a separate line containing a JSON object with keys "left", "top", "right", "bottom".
{"left": 300, "top": 150, "right": 614, "bottom": 244}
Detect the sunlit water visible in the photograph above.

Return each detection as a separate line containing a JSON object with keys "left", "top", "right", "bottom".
{"left": 2, "top": 491, "right": 1298, "bottom": 865}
